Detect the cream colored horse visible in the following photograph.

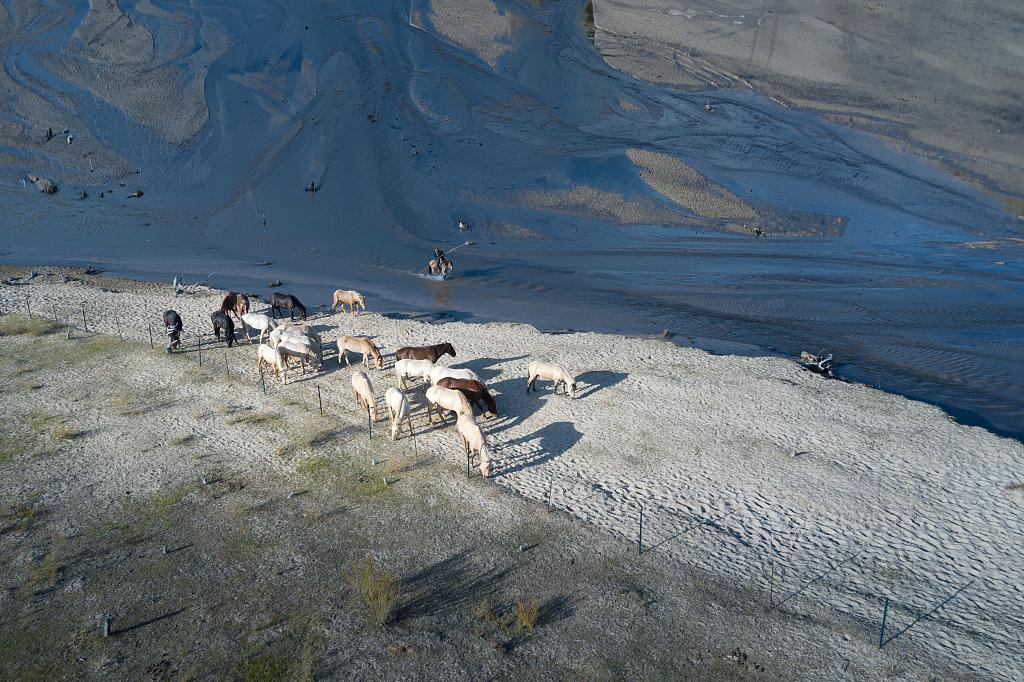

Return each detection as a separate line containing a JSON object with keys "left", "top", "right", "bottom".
{"left": 332, "top": 289, "right": 366, "bottom": 315}
{"left": 337, "top": 336, "right": 383, "bottom": 369}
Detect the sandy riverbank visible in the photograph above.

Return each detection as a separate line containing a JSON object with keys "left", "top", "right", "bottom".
{"left": 1, "top": 266, "right": 1021, "bottom": 680}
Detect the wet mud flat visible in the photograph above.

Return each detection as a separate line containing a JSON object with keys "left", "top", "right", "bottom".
{"left": 1, "top": 0, "right": 1022, "bottom": 442}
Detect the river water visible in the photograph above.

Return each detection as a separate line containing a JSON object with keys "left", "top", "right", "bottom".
{"left": 2, "top": 0, "right": 1022, "bottom": 439}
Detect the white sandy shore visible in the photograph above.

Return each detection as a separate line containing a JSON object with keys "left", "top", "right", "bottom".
{"left": 2, "top": 269, "right": 1022, "bottom": 680}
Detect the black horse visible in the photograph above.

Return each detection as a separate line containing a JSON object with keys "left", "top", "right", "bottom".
{"left": 163, "top": 310, "right": 183, "bottom": 353}
{"left": 210, "top": 311, "right": 235, "bottom": 347}
{"left": 270, "top": 292, "right": 307, "bottom": 321}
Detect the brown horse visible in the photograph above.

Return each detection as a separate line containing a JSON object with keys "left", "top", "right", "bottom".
{"left": 428, "top": 257, "right": 453, "bottom": 276}
{"left": 395, "top": 342, "right": 455, "bottom": 363}
{"left": 437, "top": 377, "right": 497, "bottom": 417}
{"left": 220, "top": 292, "right": 250, "bottom": 324}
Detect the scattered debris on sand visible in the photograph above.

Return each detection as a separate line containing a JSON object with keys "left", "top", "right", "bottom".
{"left": 27, "top": 175, "right": 57, "bottom": 194}
{"left": 799, "top": 350, "right": 834, "bottom": 377}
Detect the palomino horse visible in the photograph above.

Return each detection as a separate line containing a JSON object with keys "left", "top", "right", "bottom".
{"left": 331, "top": 289, "right": 366, "bottom": 315}
{"left": 337, "top": 336, "right": 383, "bottom": 369}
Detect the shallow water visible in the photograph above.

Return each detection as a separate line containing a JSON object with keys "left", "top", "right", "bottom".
{"left": 2, "top": 0, "right": 1022, "bottom": 439}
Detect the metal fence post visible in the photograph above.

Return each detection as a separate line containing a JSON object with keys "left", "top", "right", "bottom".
{"left": 26, "top": 294, "right": 31, "bottom": 317}
{"left": 81, "top": 302, "right": 88, "bottom": 332}
{"left": 148, "top": 323, "right": 154, "bottom": 349}
{"left": 638, "top": 506, "right": 644, "bottom": 555}
{"left": 317, "top": 385, "right": 323, "bottom": 415}
{"left": 879, "top": 597, "right": 890, "bottom": 648}
{"left": 198, "top": 334, "right": 202, "bottom": 366}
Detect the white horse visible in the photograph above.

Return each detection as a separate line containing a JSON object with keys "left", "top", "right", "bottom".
{"left": 526, "top": 361, "right": 576, "bottom": 399}
{"left": 395, "top": 358, "right": 434, "bottom": 389}
{"left": 256, "top": 343, "right": 288, "bottom": 384}
{"left": 241, "top": 312, "right": 277, "bottom": 344}
{"left": 457, "top": 413, "right": 491, "bottom": 477}
{"left": 271, "top": 328, "right": 322, "bottom": 367}
{"left": 425, "top": 385, "right": 471, "bottom": 425}
{"left": 352, "top": 371, "right": 378, "bottom": 421}
{"left": 385, "top": 387, "right": 412, "bottom": 440}
{"left": 278, "top": 341, "right": 319, "bottom": 375}
{"left": 429, "top": 366, "right": 481, "bottom": 386}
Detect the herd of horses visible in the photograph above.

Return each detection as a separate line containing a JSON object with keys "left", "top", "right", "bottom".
{"left": 161, "top": 288, "right": 578, "bottom": 477}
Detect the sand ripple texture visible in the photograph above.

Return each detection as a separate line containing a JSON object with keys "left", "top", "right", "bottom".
{"left": 2, "top": 275, "right": 1022, "bottom": 681}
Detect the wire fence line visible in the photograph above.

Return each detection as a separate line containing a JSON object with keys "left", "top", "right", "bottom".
{"left": 3, "top": 288, "right": 1012, "bottom": 677}
{"left": 526, "top": 466, "right": 995, "bottom": 671}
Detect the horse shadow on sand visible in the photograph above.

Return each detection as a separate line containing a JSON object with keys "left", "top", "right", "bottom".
{"left": 493, "top": 421, "right": 582, "bottom": 477}
{"left": 394, "top": 549, "right": 515, "bottom": 621}
{"left": 454, "top": 355, "right": 529, "bottom": 383}
{"left": 573, "top": 370, "right": 628, "bottom": 400}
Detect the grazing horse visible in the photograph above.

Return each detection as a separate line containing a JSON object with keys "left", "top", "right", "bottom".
{"left": 256, "top": 343, "right": 288, "bottom": 384}
{"left": 430, "top": 366, "right": 480, "bottom": 385}
{"left": 220, "top": 292, "right": 250, "bottom": 324}
{"left": 331, "top": 289, "right": 366, "bottom": 315}
{"left": 526, "top": 361, "right": 576, "bottom": 399}
{"left": 337, "top": 336, "right": 383, "bottom": 369}
{"left": 270, "top": 292, "right": 307, "bottom": 321}
{"left": 240, "top": 312, "right": 275, "bottom": 344}
{"left": 210, "top": 311, "right": 235, "bottom": 347}
{"left": 395, "top": 342, "right": 456, "bottom": 363}
{"left": 437, "top": 377, "right": 497, "bottom": 418}
{"left": 457, "top": 413, "right": 491, "bottom": 477}
{"left": 425, "top": 386, "right": 472, "bottom": 424}
{"left": 394, "top": 358, "right": 434, "bottom": 389}
{"left": 352, "top": 371, "right": 378, "bottom": 421}
{"left": 163, "top": 310, "right": 183, "bottom": 353}
{"left": 385, "top": 387, "right": 412, "bottom": 441}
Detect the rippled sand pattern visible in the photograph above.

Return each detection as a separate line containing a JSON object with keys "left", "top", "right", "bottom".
{"left": 2, "top": 274, "right": 1022, "bottom": 680}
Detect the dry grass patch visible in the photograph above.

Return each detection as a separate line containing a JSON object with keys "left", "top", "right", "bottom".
{"left": 1005, "top": 482, "right": 1024, "bottom": 492}
{"left": 515, "top": 599, "right": 540, "bottom": 634}
{"left": 111, "top": 389, "right": 171, "bottom": 416}
{"left": 26, "top": 408, "right": 60, "bottom": 434}
{"left": 170, "top": 433, "right": 195, "bottom": 446}
{"left": 226, "top": 411, "right": 284, "bottom": 428}
{"left": 52, "top": 425, "right": 85, "bottom": 441}
{"left": 0, "top": 314, "right": 60, "bottom": 337}
{"left": 350, "top": 556, "right": 398, "bottom": 626}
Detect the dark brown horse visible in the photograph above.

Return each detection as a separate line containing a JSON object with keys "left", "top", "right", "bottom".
{"left": 220, "top": 291, "right": 250, "bottom": 324}
{"left": 210, "top": 311, "right": 235, "bottom": 347}
{"left": 270, "top": 292, "right": 307, "bottom": 320}
{"left": 395, "top": 342, "right": 455, "bottom": 363}
{"left": 437, "top": 377, "right": 497, "bottom": 417}
{"left": 163, "top": 309, "right": 183, "bottom": 353}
